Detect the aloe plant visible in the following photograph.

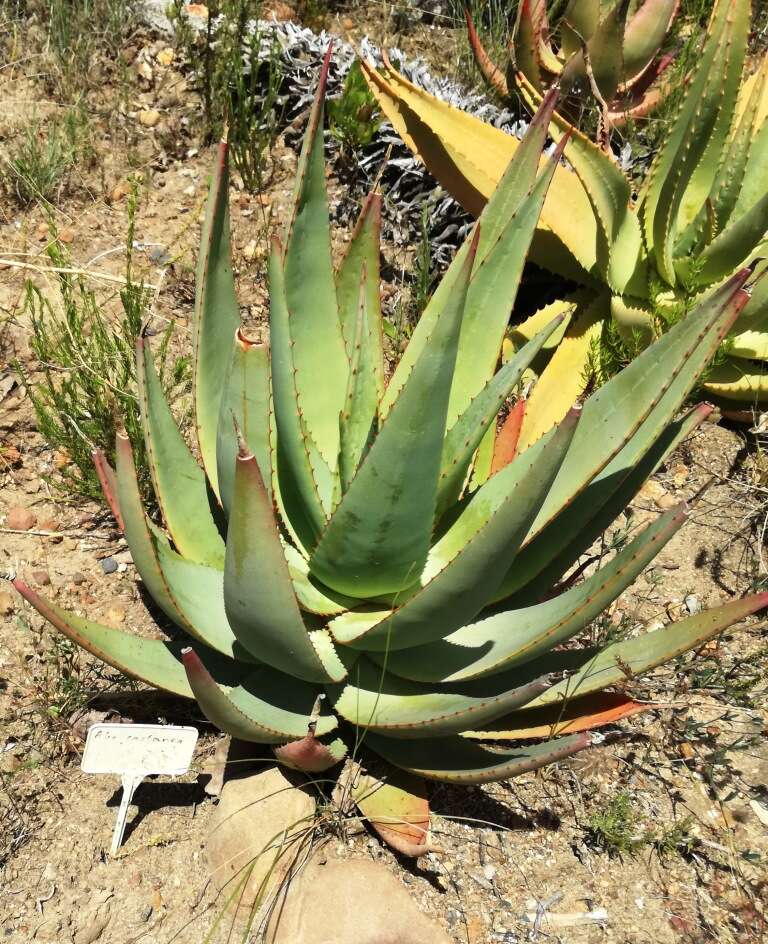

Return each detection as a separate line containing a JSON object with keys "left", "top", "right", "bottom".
{"left": 11, "top": 52, "right": 767, "bottom": 859}
{"left": 362, "top": 0, "right": 768, "bottom": 422}
{"left": 467, "top": 0, "right": 679, "bottom": 127}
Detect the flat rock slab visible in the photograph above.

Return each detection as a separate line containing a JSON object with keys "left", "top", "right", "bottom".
{"left": 266, "top": 856, "right": 452, "bottom": 944}
{"left": 206, "top": 765, "right": 315, "bottom": 910}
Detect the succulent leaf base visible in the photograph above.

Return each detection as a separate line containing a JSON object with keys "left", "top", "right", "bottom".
{"left": 12, "top": 49, "right": 767, "bottom": 857}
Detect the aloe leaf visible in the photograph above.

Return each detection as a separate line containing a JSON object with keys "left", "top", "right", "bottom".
{"left": 511, "top": 0, "right": 544, "bottom": 91}
{"left": 116, "top": 434, "right": 255, "bottom": 660}
{"left": 466, "top": 8, "right": 510, "bottom": 97}
{"left": 359, "top": 57, "right": 599, "bottom": 282}
{"left": 696, "top": 192, "right": 768, "bottom": 286}
{"left": 137, "top": 336, "right": 225, "bottom": 568}
{"left": 223, "top": 444, "right": 342, "bottom": 683}
{"left": 329, "top": 656, "right": 551, "bottom": 738}
{"left": 701, "top": 361, "right": 768, "bottom": 400}
{"left": 641, "top": 0, "right": 747, "bottom": 283}
{"left": 274, "top": 732, "right": 348, "bottom": 773}
{"left": 269, "top": 242, "right": 330, "bottom": 548}
{"left": 330, "top": 408, "right": 579, "bottom": 652}
{"left": 563, "top": 0, "right": 631, "bottom": 103}
{"left": 517, "top": 292, "right": 606, "bottom": 450}
{"left": 283, "top": 542, "right": 356, "bottom": 616}
{"left": 216, "top": 331, "right": 271, "bottom": 519}
{"left": 309, "top": 233, "right": 478, "bottom": 598}
{"left": 12, "top": 578, "right": 240, "bottom": 697}
{"left": 182, "top": 648, "right": 337, "bottom": 743}
{"left": 560, "top": 0, "right": 600, "bottom": 56}
{"left": 283, "top": 47, "right": 349, "bottom": 464}
{"left": 678, "top": 59, "right": 767, "bottom": 255}
{"left": 509, "top": 403, "right": 711, "bottom": 600}
{"left": 515, "top": 71, "right": 644, "bottom": 295}
{"left": 366, "top": 730, "right": 593, "bottom": 784}
{"left": 338, "top": 266, "right": 379, "bottom": 493}
{"left": 379, "top": 503, "right": 684, "bottom": 684}
{"left": 436, "top": 314, "right": 565, "bottom": 518}
{"left": 91, "top": 448, "right": 123, "bottom": 530}
{"left": 622, "top": 0, "right": 679, "bottom": 83}
{"left": 193, "top": 139, "right": 240, "bottom": 499}
{"left": 383, "top": 96, "right": 566, "bottom": 429}
{"left": 496, "top": 269, "right": 751, "bottom": 600}
{"left": 527, "top": 592, "right": 768, "bottom": 709}
{"left": 336, "top": 192, "right": 385, "bottom": 401}
{"left": 350, "top": 761, "right": 430, "bottom": 856}
{"left": 466, "top": 692, "right": 651, "bottom": 740}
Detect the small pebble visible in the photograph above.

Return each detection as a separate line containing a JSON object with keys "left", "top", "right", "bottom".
{"left": 32, "top": 571, "right": 51, "bottom": 587}
{"left": 684, "top": 594, "right": 701, "bottom": 615}
{"left": 6, "top": 507, "right": 36, "bottom": 531}
{"left": 138, "top": 109, "right": 161, "bottom": 128}
{"left": 72, "top": 572, "right": 86, "bottom": 586}
{"left": 106, "top": 606, "right": 126, "bottom": 625}
{"left": 100, "top": 557, "right": 118, "bottom": 575}
{"left": 37, "top": 517, "right": 60, "bottom": 533}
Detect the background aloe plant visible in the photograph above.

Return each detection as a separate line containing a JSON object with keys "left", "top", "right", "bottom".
{"left": 363, "top": 0, "right": 768, "bottom": 429}
{"left": 467, "top": 0, "right": 680, "bottom": 128}
{"left": 10, "top": 51, "right": 767, "bottom": 858}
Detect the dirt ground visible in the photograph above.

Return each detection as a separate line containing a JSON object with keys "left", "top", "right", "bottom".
{"left": 1, "top": 3, "right": 768, "bottom": 943}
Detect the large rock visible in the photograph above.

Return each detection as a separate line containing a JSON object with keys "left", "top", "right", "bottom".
{"left": 206, "top": 765, "right": 315, "bottom": 910}
{"left": 266, "top": 856, "right": 452, "bottom": 944}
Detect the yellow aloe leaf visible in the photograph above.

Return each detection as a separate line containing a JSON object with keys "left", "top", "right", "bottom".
{"left": 517, "top": 294, "right": 607, "bottom": 451}
{"left": 507, "top": 296, "right": 577, "bottom": 351}
{"left": 360, "top": 58, "right": 600, "bottom": 282}
{"left": 702, "top": 361, "right": 768, "bottom": 401}
{"left": 735, "top": 55, "right": 768, "bottom": 127}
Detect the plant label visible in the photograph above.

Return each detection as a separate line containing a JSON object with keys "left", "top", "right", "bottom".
{"left": 81, "top": 723, "right": 198, "bottom": 854}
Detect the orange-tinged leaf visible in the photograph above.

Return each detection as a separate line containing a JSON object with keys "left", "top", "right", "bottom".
{"left": 351, "top": 764, "right": 430, "bottom": 857}
{"left": 491, "top": 399, "right": 526, "bottom": 474}
{"left": 464, "top": 692, "right": 653, "bottom": 740}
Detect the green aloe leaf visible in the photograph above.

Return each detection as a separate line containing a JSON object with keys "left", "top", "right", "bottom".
{"left": 137, "top": 336, "right": 225, "bottom": 568}
{"left": 380, "top": 89, "right": 562, "bottom": 422}
{"left": 329, "top": 656, "right": 551, "bottom": 737}
{"left": 223, "top": 444, "right": 343, "bottom": 683}
{"left": 560, "top": 0, "right": 600, "bottom": 56}
{"left": 641, "top": 0, "right": 748, "bottom": 283}
{"left": 562, "top": 0, "right": 631, "bottom": 103}
{"left": 496, "top": 269, "right": 751, "bottom": 600}
{"left": 336, "top": 192, "right": 385, "bottom": 400}
{"left": 379, "top": 503, "right": 684, "bottom": 683}
{"left": 527, "top": 591, "right": 768, "bottom": 709}
{"left": 309, "top": 232, "right": 478, "bottom": 598}
{"left": 366, "top": 730, "right": 593, "bottom": 784}
{"left": 338, "top": 265, "right": 380, "bottom": 493}
{"left": 622, "top": 0, "right": 679, "bottom": 82}
{"left": 12, "top": 579, "right": 240, "bottom": 697}
{"left": 216, "top": 332, "right": 271, "bottom": 519}
{"left": 193, "top": 138, "right": 241, "bottom": 499}
{"left": 436, "top": 314, "right": 565, "bottom": 519}
{"left": 182, "top": 648, "right": 337, "bottom": 743}
{"left": 330, "top": 407, "right": 579, "bottom": 651}
{"left": 695, "top": 192, "right": 768, "bottom": 286}
{"left": 269, "top": 241, "right": 331, "bottom": 547}
{"left": 283, "top": 46, "right": 349, "bottom": 465}
{"left": 509, "top": 403, "right": 711, "bottom": 600}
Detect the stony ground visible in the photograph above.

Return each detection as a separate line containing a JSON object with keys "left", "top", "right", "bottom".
{"left": 1, "top": 3, "right": 768, "bottom": 943}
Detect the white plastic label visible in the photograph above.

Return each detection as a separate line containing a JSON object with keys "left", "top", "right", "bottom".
{"left": 82, "top": 723, "right": 198, "bottom": 776}
{"left": 81, "top": 723, "right": 198, "bottom": 854}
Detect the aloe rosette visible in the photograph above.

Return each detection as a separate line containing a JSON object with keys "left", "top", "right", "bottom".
{"left": 467, "top": 0, "right": 679, "bottom": 127}
{"left": 11, "top": 52, "right": 768, "bottom": 857}
{"left": 363, "top": 0, "right": 768, "bottom": 421}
